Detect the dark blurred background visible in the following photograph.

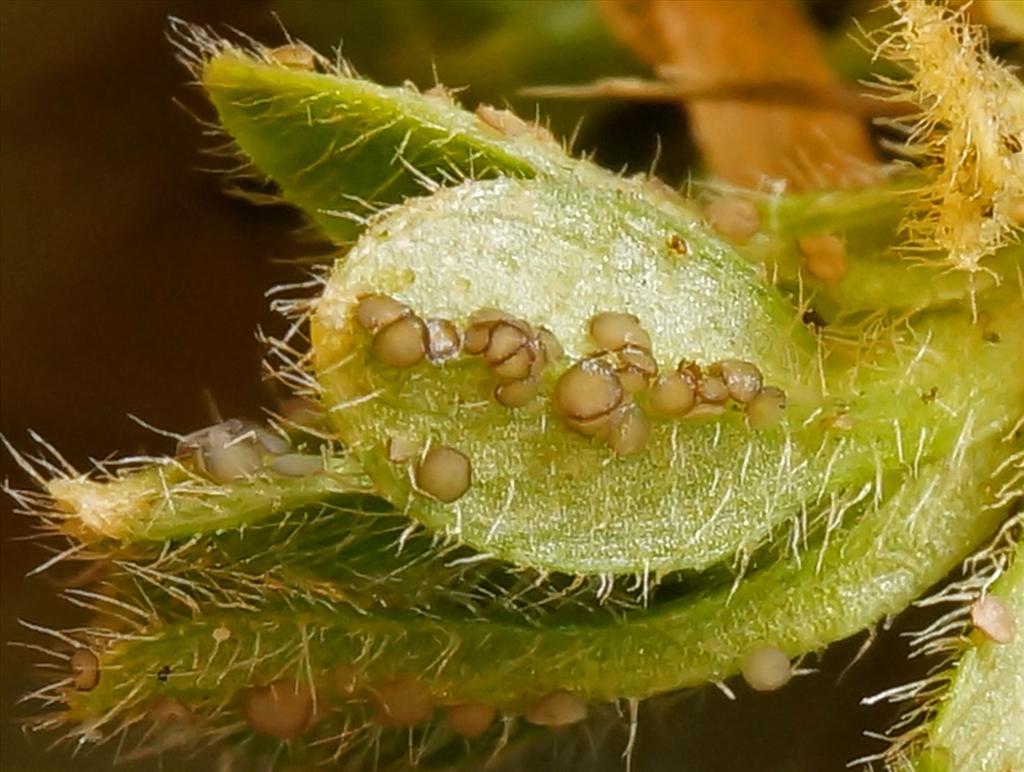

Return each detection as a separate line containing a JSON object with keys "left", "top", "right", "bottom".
{"left": 1, "top": 2, "right": 934, "bottom": 770}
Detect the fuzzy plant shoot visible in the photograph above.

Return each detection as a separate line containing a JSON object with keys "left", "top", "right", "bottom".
{"left": 6, "top": 1, "right": 1023, "bottom": 770}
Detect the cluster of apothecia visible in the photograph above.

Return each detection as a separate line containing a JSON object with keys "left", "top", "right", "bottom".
{"left": 69, "top": 646, "right": 589, "bottom": 741}
{"left": 68, "top": 640, "right": 795, "bottom": 743}
{"left": 239, "top": 675, "right": 592, "bottom": 739}
{"left": 555, "top": 311, "right": 787, "bottom": 456}
{"left": 354, "top": 294, "right": 787, "bottom": 504}
{"left": 176, "top": 418, "right": 324, "bottom": 483}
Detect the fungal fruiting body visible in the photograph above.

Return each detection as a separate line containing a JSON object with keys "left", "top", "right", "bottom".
{"left": 705, "top": 196, "right": 762, "bottom": 244}
{"left": 523, "top": 690, "right": 588, "bottom": 727}
{"left": 445, "top": 702, "right": 497, "bottom": 738}
{"left": 971, "top": 595, "right": 1016, "bottom": 645}
{"left": 797, "top": 233, "right": 848, "bottom": 283}
{"left": 69, "top": 649, "right": 100, "bottom": 692}
{"left": 369, "top": 678, "right": 434, "bottom": 728}
{"left": 740, "top": 645, "right": 793, "bottom": 692}
{"left": 241, "top": 681, "right": 315, "bottom": 740}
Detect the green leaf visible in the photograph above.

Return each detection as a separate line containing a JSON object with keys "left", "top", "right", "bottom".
{"left": 203, "top": 50, "right": 564, "bottom": 244}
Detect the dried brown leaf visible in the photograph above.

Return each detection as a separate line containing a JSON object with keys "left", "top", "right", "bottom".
{"left": 598, "top": 0, "right": 880, "bottom": 189}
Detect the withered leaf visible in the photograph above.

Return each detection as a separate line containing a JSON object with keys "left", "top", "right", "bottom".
{"left": 598, "top": 0, "right": 879, "bottom": 189}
